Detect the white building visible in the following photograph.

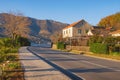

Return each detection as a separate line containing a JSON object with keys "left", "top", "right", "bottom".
{"left": 109, "top": 30, "right": 120, "bottom": 37}
{"left": 62, "top": 19, "right": 94, "bottom": 38}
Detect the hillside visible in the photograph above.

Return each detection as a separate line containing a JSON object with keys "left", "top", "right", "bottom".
{"left": 0, "top": 13, "right": 68, "bottom": 40}
{"left": 29, "top": 18, "right": 68, "bottom": 36}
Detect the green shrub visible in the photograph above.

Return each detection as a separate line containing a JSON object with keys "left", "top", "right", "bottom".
{"left": 0, "top": 54, "right": 6, "bottom": 63}
{"left": 6, "top": 54, "right": 17, "bottom": 61}
{"left": 0, "top": 53, "right": 17, "bottom": 63}
{"left": 0, "top": 38, "right": 12, "bottom": 47}
{"left": 9, "top": 48, "right": 18, "bottom": 53}
{"left": 0, "top": 47, "right": 18, "bottom": 54}
{"left": 0, "top": 37, "right": 30, "bottom": 48}
{"left": 90, "top": 43, "right": 108, "bottom": 54}
{"left": 8, "top": 62, "right": 20, "bottom": 69}
{"left": 3, "top": 48, "right": 11, "bottom": 53}
{"left": 0, "top": 47, "right": 18, "bottom": 63}
{"left": 89, "top": 35, "right": 103, "bottom": 45}
{"left": 57, "top": 42, "right": 66, "bottom": 49}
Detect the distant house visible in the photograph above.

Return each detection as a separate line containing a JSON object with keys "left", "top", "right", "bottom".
{"left": 92, "top": 26, "right": 110, "bottom": 36}
{"left": 109, "top": 30, "right": 120, "bottom": 37}
{"left": 62, "top": 19, "right": 94, "bottom": 38}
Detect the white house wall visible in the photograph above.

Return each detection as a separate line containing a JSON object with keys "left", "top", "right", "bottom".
{"left": 69, "top": 27, "right": 73, "bottom": 37}
{"left": 112, "top": 33, "right": 120, "bottom": 37}
{"left": 62, "top": 27, "right": 73, "bottom": 38}
{"left": 87, "top": 30, "right": 93, "bottom": 36}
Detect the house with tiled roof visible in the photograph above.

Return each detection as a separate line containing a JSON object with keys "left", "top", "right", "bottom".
{"left": 109, "top": 30, "right": 120, "bottom": 37}
{"left": 62, "top": 19, "right": 94, "bottom": 38}
{"left": 92, "top": 26, "right": 110, "bottom": 36}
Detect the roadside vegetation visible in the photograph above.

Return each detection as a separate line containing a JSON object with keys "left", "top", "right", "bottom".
{"left": 89, "top": 36, "right": 120, "bottom": 54}
{"left": 0, "top": 37, "right": 30, "bottom": 80}
{"left": 88, "top": 36, "right": 120, "bottom": 60}
{"left": 0, "top": 11, "right": 31, "bottom": 80}
{"left": 55, "top": 35, "right": 120, "bottom": 59}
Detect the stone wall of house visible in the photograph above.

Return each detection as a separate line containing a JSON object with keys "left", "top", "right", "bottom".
{"left": 73, "top": 21, "right": 93, "bottom": 37}
{"left": 65, "top": 37, "right": 89, "bottom": 46}
{"left": 66, "top": 45, "right": 90, "bottom": 52}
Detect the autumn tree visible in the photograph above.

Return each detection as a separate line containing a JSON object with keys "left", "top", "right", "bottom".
{"left": 98, "top": 12, "right": 120, "bottom": 30}
{"left": 2, "top": 12, "right": 31, "bottom": 41}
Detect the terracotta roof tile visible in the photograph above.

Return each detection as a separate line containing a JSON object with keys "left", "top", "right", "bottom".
{"left": 63, "top": 19, "right": 85, "bottom": 29}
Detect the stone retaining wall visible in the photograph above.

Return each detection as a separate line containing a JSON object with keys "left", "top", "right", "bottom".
{"left": 66, "top": 45, "right": 90, "bottom": 52}
{"left": 52, "top": 44, "right": 90, "bottom": 52}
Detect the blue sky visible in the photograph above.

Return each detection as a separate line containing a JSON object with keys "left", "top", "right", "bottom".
{"left": 0, "top": 0, "right": 120, "bottom": 25}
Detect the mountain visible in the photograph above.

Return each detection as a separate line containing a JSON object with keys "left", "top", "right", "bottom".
{"left": 29, "top": 18, "right": 68, "bottom": 36}
{"left": 0, "top": 13, "right": 69, "bottom": 41}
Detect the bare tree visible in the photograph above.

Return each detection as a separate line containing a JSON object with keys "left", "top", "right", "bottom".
{"left": 2, "top": 12, "right": 31, "bottom": 40}
{"left": 50, "top": 31, "right": 63, "bottom": 43}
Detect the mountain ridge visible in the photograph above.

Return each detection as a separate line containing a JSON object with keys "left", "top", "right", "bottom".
{"left": 0, "top": 13, "right": 69, "bottom": 39}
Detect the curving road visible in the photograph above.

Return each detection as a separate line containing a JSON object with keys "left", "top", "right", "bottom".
{"left": 28, "top": 46, "right": 120, "bottom": 80}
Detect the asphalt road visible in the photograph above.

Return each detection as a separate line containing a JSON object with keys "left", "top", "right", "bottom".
{"left": 28, "top": 46, "right": 120, "bottom": 80}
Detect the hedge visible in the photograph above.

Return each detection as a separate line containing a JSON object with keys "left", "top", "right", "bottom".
{"left": 57, "top": 42, "right": 66, "bottom": 50}
{"left": 90, "top": 43, "right": 108, "bottom": 54}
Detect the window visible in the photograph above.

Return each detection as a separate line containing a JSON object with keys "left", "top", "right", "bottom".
{"left": 69, "top": 29, "right": 70, "bottom": 33}
{"left": 64, "top": 31, "right": 65, "bottom": 35}
{"left": 78, "top": 29, "right": 81, "bottom": 34}
{"left": 86, "top": 29, "right": 89, "bottom": 33}
{"left": 66, "top": 30, "right": 68, "bottom": 34}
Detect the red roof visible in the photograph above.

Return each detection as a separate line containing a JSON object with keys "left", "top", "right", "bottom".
{"left": 63, "top": 20, "right": 85, "bottom": 29}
